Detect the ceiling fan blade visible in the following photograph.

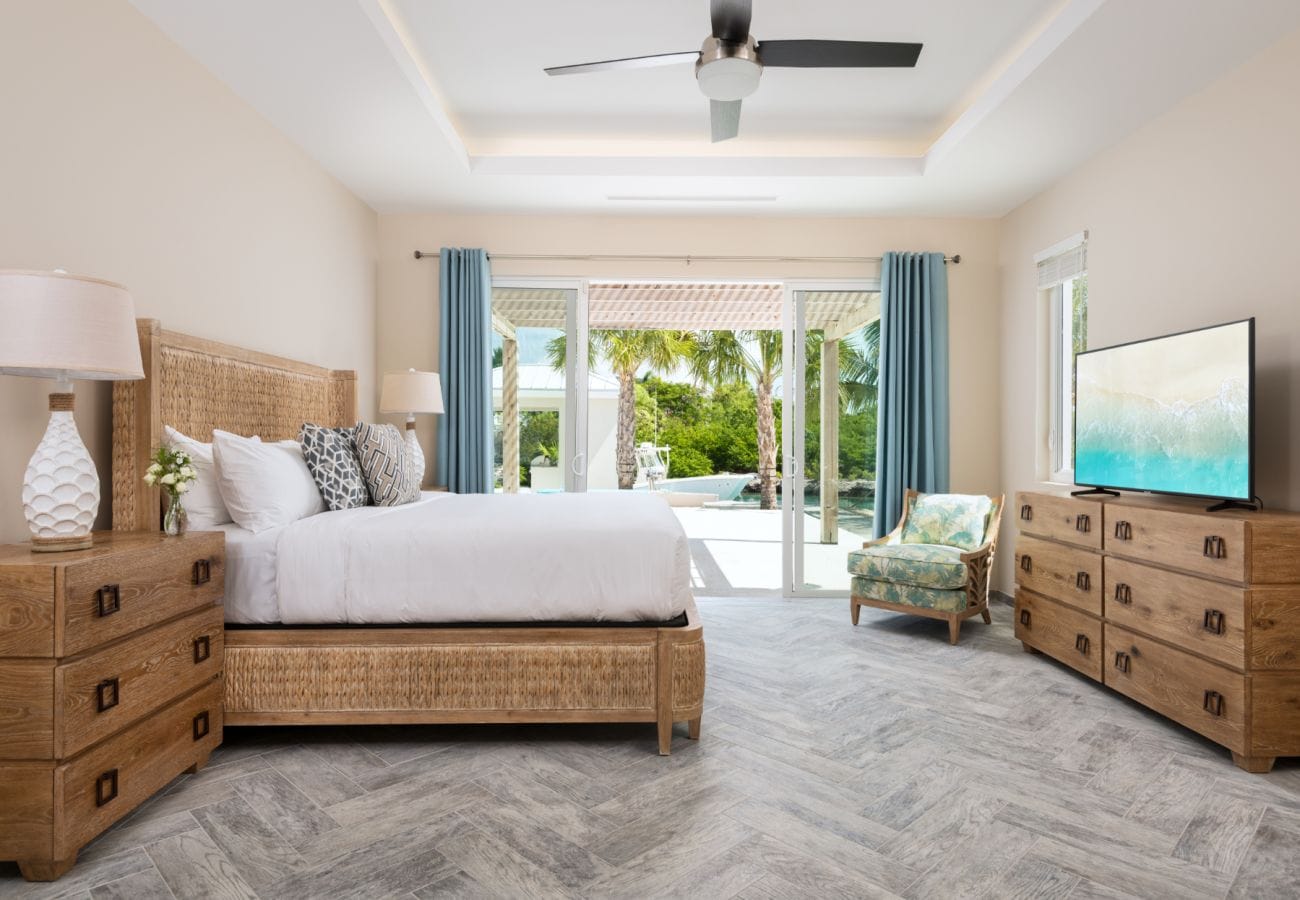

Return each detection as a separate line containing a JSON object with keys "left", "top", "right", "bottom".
{"left": 710, "top": 99, "right": 742, "bottom": 143}
{"left": 710, "top": 0, "right": 752, "bottom": 43}
{"left": 544, "top": 51, "right": 699, "bottom": 76}
{"left": 757, "top": 40, "right": 923, "bottom": 68}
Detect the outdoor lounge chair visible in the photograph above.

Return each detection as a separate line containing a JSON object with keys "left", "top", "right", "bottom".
{"left": 847, "top": 489, "right": 1005, "bottom": 645}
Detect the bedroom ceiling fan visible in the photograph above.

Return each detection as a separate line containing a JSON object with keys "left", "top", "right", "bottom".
{"left": 543, "top": 0, "right": 923, "bottom": 143}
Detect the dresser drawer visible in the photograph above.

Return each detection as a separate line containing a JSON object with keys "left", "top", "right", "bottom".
{"left": 1104, "top": 504, "right": 1246, "bottom": 584}
{"left": 1013, "top": 492, "right": 1103, "bottom": 550}
{"left": 58, "top": 605, "right": 223, "bottom": 758}
{"left": 0, "top": 680, "right": 221, "bottom": 865}
{"left": 1104, "top": 624, "right": 1246, "bottom": 753}
{"left": 1013, "top": 534, "right": 1103, "bottom": 615}
{"left": 60, "top": 532, "right": 223, "bottom": 657}
{"left": 1015, "top": 590, "right": 1103, "bottom": 682}
{"left": 57, "top": 679, "right": 222, "bottom": 860}
{"left": 1105, "top": 557, "right": 1246, "bottom": 669}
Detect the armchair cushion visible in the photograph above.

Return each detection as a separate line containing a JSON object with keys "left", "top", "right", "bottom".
{"left": 846, "top": 543, "right": 967, "bottom": 590}
{"left": 851, "top": 576, "right": 969, "bottom": 613}
{"left": 900, "top": 492, "right": 994, "bottom": 551}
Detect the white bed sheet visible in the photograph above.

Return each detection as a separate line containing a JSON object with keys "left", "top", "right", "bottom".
{"left": 215, "top": 521, "right": 284, "bottom": 624}
{"left": 270, "top": 491, "right": 692, "bottom": 624}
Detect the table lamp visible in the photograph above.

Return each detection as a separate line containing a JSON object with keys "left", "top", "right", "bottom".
{"left": 379, "top": 369, "right": 444, "bottom": 485}
{"left": 0, "top": 270, "right": 144, "bottom": 551}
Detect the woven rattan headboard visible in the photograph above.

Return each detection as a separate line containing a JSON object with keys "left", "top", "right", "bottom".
{"left": 112, "top": 319, "right": 356, "bottom": 531}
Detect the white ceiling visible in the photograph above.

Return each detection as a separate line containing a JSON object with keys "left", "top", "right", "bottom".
{"left": 128, "top": 0, "right": 1300, "bottom": 217}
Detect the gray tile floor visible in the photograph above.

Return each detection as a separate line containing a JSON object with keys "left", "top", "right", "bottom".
{"left": 3, "top": 597, "right": 1298, "bottom": 899}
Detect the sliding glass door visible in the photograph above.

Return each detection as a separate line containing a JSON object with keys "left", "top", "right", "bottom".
{"left": 490, "top": 279, "right": 588, "bottom": 493}
{"left": 783, "top": 282, "right": 882, "bottom": 596}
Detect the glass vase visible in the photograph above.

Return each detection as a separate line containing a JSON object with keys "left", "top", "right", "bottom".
{"left": 163, "top": 492, "right": 186, "bottom": 536}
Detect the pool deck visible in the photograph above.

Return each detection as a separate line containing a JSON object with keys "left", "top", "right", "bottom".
{"left": 671, "top": 505, "right": 869, "bottom": 595}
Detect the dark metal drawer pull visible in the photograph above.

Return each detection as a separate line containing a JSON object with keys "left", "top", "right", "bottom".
{"left": 192, "top": 558, "right": 212, "bottom": 585}
{"left": 96, "top": 769, "right": 118, "bottom": 807}
{"left": 1203, "top": 609, "right": 1226, "bottom": 635}
{"left": 1019, "top": 555, "right": 1033, "bottom": 573}
{"left": 1074, "top": 634, "right": 1091, "bottom": 655}
{"left": 1113, "top": 521, "right": 1132, "bottom": 541}
{"left": 1075, "top": 571, "right": 1091, "bottom": 592}
{"left": 1020, "top": 504, "right": 1033, "bottom": 521}
{"left": 1203, "top": 536, "right": 1226, "bottom": 559}
{"left": 96, "top": 677, "right": 120, "bottom": 713}
{"left": 1113, "top": 583, "right": 1132, "bottom": 605}
{"left": 1203, "top": 690, "right": 1225, "bottom": 717}
{"left": 193, "top": 635, "right": 211, "bottom": 664}
{"left": 193, "top": 710, "right": 210, "bottom": 741}
{"left": 1075, "top": 513, "right": 1091, "bottom": 533}
{"left": 1019, "top": 609, "right": 1032, "bottom": 627}
{"left": 96, "top": 584, "right": 120, "bottom": 617}
{"left": 1114, "top": 652, "right": 1131, "bottom": 673}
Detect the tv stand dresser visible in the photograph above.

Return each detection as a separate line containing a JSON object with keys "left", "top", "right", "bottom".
{"left": 1013, "top": 490, "right": 1300, "bottom": 773}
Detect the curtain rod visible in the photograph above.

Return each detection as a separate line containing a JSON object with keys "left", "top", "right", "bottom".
{"left": 412, "top": 250, "right": 960, "bottom": 265}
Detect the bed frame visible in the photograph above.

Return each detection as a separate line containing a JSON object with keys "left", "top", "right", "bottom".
{"left": 112, "top": 319, "right": 705, "bottom": 754}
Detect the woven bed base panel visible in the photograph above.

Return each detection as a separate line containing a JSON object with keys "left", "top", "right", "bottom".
{"left": 225, "top": 643, "right": 657, "bottom": 715}
{"left": 222, "top": 622, "right": 706, "bottom": 754}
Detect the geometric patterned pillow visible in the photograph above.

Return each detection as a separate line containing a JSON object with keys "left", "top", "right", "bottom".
{"left": 900, "top": 492, "right": 993, "bottom": 551}
{"left": 352, "top": 422, "right": 421, "bottom": 507}
{"left": 299, "top": 423, "right": 369, "bottom": 511}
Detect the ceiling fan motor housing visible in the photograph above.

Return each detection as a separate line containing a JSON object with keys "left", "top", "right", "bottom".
{"left": 695, "top": 35, "right": 762, "bottom": 101}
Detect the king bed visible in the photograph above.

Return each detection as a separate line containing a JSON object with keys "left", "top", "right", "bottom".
{"left": 112, "top": 319, "right": 705, "bottom": 754}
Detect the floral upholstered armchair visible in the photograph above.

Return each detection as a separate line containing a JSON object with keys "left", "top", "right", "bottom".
{"left": 847, "top": 489, "right": 1005, "bottom": 645}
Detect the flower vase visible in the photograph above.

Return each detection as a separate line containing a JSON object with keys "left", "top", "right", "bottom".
{"left": 163, "top": 492, "right": 186, "bottom": 536}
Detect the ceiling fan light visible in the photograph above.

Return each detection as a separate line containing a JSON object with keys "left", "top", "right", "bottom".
{"left": 696, "top": 57, "right": 762, "bottom": 101}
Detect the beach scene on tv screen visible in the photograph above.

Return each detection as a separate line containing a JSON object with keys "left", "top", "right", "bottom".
{"left": 1075, "top": 321, "right": 1250, "bottom": 499}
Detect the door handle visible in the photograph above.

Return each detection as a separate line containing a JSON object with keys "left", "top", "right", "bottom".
{"left": 570, "top": 452, "right": 586, "bottom": 477}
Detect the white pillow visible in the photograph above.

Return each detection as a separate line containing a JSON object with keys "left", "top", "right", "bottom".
{"left": 164, "top": 426, "right": 245, "bottom": 530}
{"left": 211, "top": 430, "right": 326, "bottom": 533}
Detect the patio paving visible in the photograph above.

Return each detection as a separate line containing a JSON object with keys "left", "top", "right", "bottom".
{"left": 672, "top": 505, "right": 869, "bottom": 595}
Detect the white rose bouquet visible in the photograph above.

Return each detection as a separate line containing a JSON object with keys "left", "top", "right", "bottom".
{"left": 145, "top": 446, "right": 198, "bottom": 534}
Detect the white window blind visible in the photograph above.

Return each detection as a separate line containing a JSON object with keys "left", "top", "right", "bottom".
{"left": 1035, "top": 231, "right": 1088, "bottom": 289}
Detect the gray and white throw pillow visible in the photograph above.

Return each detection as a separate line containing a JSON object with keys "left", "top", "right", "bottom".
{"left": 299, "top": 423, "right": 369, "bottom": 511}
{"left": 352, "top": 422, "right": 421, "bottom": 506}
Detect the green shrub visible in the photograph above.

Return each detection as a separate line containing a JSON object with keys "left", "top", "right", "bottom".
{"left": 667, "top": 446, "right": 713, "bottom": 478}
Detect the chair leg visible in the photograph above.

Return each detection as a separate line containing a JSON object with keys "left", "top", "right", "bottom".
{"left": 850, "top": 599, "right": 860, "bottom": 625}
{"left": 980, "top": 607, "right": 991, "bottom": 624}
{"left": 948, "top": 617, "right": 961, "bottom": 645}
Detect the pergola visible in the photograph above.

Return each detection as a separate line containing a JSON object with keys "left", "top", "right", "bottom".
{"left": 491, "top": 283, "right": 879, "bottom": 542}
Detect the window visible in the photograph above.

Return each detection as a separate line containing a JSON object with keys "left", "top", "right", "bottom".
{"left": 1037, "top": 233, "right": 1088, "bottom": 482}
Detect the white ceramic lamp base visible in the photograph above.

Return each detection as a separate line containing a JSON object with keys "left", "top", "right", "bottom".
{"left": 23, "top": 392, "right": 99, "bottom": 552}
{"left": 405, "top": 419, "right": 425, "bottom": 487}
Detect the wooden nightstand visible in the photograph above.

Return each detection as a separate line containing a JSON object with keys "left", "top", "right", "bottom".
{"left": 0, "top": 531, "right": 225, "bottom": 881}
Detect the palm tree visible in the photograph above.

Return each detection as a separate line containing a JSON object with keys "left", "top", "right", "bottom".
{"left": 547, "top": 330, "right": 694, "bottom": 489}
{"left": 805, "top": 319, "right": 881, "bottom": 414}
{"left": 687, "top": 330, "right": 784, "bottom": 510}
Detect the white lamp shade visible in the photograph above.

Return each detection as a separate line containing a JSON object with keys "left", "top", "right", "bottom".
{"left": 380, "top": 369, "right": 444, "bottom": 414}
{"left": 0, "top": 270, "right": 144, "bottom": 380}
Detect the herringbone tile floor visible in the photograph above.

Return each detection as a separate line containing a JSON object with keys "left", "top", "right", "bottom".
{"left": 3, "top": 597, "right": 1298, "bottom": 899}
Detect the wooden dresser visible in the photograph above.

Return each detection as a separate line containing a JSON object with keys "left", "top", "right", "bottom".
{"left": 0, "top": 531, "right": 225, "bottom": 881}
{"left": 1013, "top": 490, "right": 1300, "bottom": 773}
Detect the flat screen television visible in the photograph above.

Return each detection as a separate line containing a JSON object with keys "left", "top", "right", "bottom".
{"left": 1074, "top": 318, "right": 1254, "bottom": 505}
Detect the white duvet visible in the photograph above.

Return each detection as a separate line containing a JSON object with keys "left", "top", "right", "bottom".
{"left": 269, "top": 491, "right": 692, "bottom": 624}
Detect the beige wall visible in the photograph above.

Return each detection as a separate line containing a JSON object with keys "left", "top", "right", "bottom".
{"left": 377, "top": 213, "right": 1002, "bottom": 495}
{"left": 995, "top": 27, "right": 1300, "bottom": 592}
{"left": 0, "top": 0, "right": 378, "bottom": 543}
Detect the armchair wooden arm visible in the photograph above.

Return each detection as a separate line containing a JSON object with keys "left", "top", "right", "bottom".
{"left": 861, "top": 488, "right": 916, "bottom": 548}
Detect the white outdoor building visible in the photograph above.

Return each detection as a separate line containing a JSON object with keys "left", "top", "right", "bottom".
{"left": 492, "top": 364, "right": 621, "bottom": 491}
